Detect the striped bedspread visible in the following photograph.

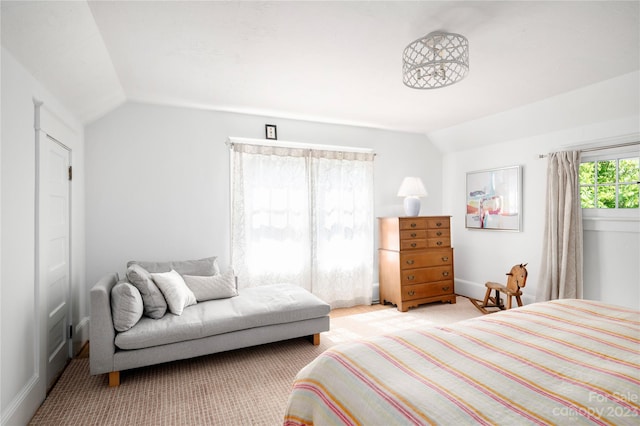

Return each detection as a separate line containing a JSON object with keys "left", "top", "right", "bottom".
{"left": 284, "top": 299, "right": 639, "bottom": 425}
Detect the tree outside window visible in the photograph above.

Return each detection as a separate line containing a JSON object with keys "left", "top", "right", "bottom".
{"left": 579, "top": 156, "right": 639, "bottom": 209}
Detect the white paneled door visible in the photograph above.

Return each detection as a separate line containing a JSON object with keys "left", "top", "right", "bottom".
{"left": 39, "top": 135, "right": 71, "bottom": 389}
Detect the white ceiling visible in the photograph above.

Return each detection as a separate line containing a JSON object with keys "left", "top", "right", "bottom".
{"left": 2, "top": 1, "right": 639, "bottom": 136}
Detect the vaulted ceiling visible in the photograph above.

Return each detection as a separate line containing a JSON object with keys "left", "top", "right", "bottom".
{"left": 2, "top": 1, "right": 639, "bottom": 135}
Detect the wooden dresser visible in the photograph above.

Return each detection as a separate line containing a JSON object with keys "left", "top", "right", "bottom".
{"left": 378, "top": 216, "right": 455, "bottom": 312}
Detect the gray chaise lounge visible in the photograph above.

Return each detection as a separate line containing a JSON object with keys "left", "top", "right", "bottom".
{"left": 90, "top": 270, "right": 330, "bottom": 386}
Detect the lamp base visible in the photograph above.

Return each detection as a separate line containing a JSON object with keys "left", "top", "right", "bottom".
{"left": 403, "top": 196, "right": 421, "bottom": 216}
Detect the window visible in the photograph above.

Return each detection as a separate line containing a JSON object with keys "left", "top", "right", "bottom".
{"left": 579, "top": 154, "right": 639, "bottom": 209}
{"left": 229, "top": 139, "right": 375, "bottom": 308}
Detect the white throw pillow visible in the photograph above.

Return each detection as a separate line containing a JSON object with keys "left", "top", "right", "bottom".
{"left": 183, "top": 269, "right": 237, "bottom": 301}
{"left": 111, "top": 281, "right": 144, "bottom": 332}
{"left": 150, "top": 269, "right": 197, "bottom": 315}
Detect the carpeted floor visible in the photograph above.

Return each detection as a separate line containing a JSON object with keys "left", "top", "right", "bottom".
{"left": 30, "top": 296, "right": 481, "bottom": 425}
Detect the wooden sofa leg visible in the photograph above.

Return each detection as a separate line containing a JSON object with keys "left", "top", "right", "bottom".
{"left": 312, "top": 333, "right": 320, "bottom": 346}
{"left": 109, "top": 371, "right": 120, "bottom": 387}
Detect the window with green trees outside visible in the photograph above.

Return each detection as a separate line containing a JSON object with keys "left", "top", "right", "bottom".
{"left": 579, "top": 156, "right": 639, "bottom": 209}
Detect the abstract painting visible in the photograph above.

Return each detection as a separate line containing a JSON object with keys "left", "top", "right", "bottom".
{"left": 466, "top": 165, "right": 522, "bottom": 231}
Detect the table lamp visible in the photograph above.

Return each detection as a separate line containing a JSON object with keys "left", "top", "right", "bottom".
{"left": 397, "top": 177, "right": 428, "bottom": 216}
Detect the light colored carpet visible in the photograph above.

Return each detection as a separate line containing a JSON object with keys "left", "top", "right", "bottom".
{"left": 30, "top": 297, "right": 480, "bottom": 425}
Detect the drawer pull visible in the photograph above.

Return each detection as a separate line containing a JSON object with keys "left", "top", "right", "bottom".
{"left": 411, "top": 243, "right": 417, "bottom": 248}
{"left": 407, "top": 275, "right": 415, "bottom": 280}
{"left": 410, "top": 233, "right": 417, "bottom": 237}
{"left": 442, "top": 286, "right": 450, "bottom": 291}
{"left": 410, "top": 223, "right": 417, "bottom": 228}
{"left": 408, "top": 290, "right": 415, "bottom": 296}
{"left": 442, "top": 271, "right": 449, "bottom": 277}
{"left": 406, "top": 259, "right": 415, "bottom": 265}
{"left": 442, "top": 256, "right": 449, "bottom": 262}
{"left": 436, "top": 241, "right": 443, "bottom": 246}
{"left": 436, "top": 231, "right": 442, "bottom": 236}
{"left": 436, "top": 222, "right": 442, "bottom": 227}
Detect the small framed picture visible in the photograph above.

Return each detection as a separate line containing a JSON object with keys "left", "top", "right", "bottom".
{"left": 265, "top": 124, "right": 277, "bottom": 140}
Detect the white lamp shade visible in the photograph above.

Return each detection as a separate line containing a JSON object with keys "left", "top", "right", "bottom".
{"left": 397, "top": 177, "right": 428, "bottom": 197}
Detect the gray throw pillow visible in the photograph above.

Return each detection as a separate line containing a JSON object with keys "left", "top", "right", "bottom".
{"left": 183, "top": 269, "right": 238, "bottom": 301}
{"left": 127, "top": 256, "right": 220, "bottom": 276}
{"left": 111, "top": 281, "right": 144, "bottom": 332}
{"left": 126, "top": 263, "right": 167, "bottom": 319}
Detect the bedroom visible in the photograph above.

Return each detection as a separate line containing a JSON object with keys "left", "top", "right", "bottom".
{"left": 1, "top": 1, "right": 639, "bottom": 424}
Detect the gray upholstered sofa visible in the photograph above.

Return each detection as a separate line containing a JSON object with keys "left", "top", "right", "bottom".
{"left": 90, "top": 258, "right": 330, "bottom": 386}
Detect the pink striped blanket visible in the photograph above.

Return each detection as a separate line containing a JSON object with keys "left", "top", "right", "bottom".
{"left": 284, "top": 299, "right": 639, "bottom": 425}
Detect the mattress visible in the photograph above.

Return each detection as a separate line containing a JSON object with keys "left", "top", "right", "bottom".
{"left": 284, "top": 299, "right": 639, "bottom": 425}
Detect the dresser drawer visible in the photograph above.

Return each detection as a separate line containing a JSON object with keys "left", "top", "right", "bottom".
{"left": 427, "top": 229, "right": 449, "bottom": 239}
{"left": 400, "top": 230, "right": 427, "bottom": 240}
{"left": 399, "top": 218, "right": 427, "bottom": 230}
{"left": 427, "top": 238, "right": 450, "bottom": 248}
{"left": 402, "top": 281, "right": 454, "bottom": 301}
{"left": 400, "top": 249, "right": 453, "bottom": 269}
{"left": 426, "top": 218, "right": 449, "bottom": 229}
{"left": 401, "top": 266, "right": 453, "bottom": 285}
{"left": 400, "top": 239, "right": 427, "bottom": 250}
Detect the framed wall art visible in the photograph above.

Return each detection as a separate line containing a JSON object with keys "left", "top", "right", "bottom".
{"left": 265, "top": 124, "right": 277, "bottom": 140}
{"left": 466, "top": 165, "right": 522, "bottom": 231}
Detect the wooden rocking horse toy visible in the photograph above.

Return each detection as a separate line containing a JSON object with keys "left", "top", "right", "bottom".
{"left": 473, "top": 263, "right": 528, "bottom": 314}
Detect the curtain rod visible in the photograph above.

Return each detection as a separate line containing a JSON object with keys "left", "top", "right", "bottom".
{"left": 538, "top": 141, "right": 639, "bottom": 159}
{"left": 226, "top": 136, "right": 375, "bottom": 155}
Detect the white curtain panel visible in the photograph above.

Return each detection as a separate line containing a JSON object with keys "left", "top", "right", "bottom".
{"left": 536, "top": 150, "right": 584, "bottom": 301}
{"left": 310, "top": 150, "right": 374, "bottom": 307}
{"left": 231, "top": 143, "right": 374, "bottom": 308}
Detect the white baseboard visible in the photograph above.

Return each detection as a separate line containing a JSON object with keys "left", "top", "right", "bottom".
{"left": 1, "top": 373, "right": 44, "bottom": 426}
{"left": 371, "top": 282, "right": 380, "bottom": 304}
{"left": 73, "top": 316, "right": 90, "bottom": 356}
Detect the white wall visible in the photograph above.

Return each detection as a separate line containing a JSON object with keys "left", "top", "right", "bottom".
{"left": 436, "top": 72, "right": 640, "bottom": 309}
{"left": 84, "top": 102, "right": 442, "bottom": 296}
{"left": 1, "top": 48, "right": 86, "bottom": 425}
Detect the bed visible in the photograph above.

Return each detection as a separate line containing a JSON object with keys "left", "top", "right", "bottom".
{"left": 284, "top": 299, "right": 639, "bottom": 425}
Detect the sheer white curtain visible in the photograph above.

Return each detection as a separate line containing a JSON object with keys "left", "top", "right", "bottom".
{"left": 231, "top": 142, "right": 374, "bottom": 308}
{"left": 536, "top": 150, "right": 583, "bottom": 301}
{"left": 310, "top": 150, "right": 374, "bottom": 307}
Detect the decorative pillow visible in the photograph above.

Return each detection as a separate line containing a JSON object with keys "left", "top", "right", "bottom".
{"left": 111, "top": 281, "right": 144, "bottom": 332}
{"left": 183, "top": 269, "right": 238, "bottom": 301}
{"left": 126, "top": 264, "right": 167, "bottom": 319}
{"left": 151, "top": 269, "right": 197, "bottom": 315}
{"left": 128, "top": 256, "right": 221, "bottom": 276}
